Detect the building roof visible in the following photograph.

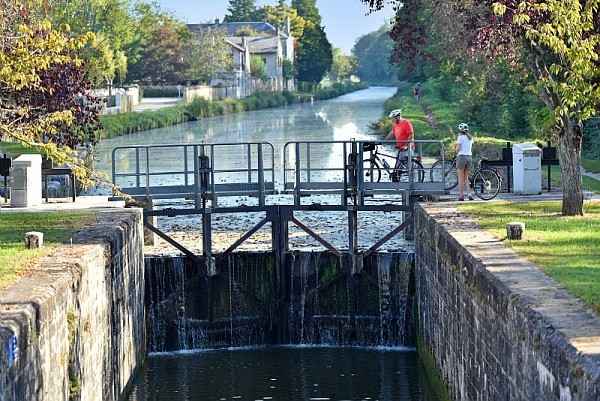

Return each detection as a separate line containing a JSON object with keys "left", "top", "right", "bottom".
{"left": 226, "top": 36, "right": 280, "bottom": 54}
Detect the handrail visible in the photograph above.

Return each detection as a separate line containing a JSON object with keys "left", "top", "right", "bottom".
{"left": 111, "top": 142, "right": 276, "bottom": 207}
{"left": 282, "top": 139, "right": 447, "bottom": 204}
{"left": 110, "top": 139, "right": 449, "bottom": 208}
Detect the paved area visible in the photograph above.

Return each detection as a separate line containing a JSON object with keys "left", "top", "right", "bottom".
{"left": 133, "top": 97, "right": 182, "bottom": 112}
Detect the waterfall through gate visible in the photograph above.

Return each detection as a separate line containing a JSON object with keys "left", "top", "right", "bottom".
{"left": 145, "top": 251, "right": 414, "bottom": 352}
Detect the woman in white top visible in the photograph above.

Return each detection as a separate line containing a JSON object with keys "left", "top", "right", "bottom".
{"left": 454, "top": 123, "right": 474, "bottom": 201}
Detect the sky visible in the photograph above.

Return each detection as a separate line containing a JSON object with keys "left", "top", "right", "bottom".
{"left": 151, "top": 0, "right": 395, "bottom": 54}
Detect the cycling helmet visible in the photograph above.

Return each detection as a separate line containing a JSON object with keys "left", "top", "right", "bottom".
{"left": 389, "top": 109, "right": 403, "bottom": 118}
{"left": 458, "top": 123, "right": 469, "bottom": 132}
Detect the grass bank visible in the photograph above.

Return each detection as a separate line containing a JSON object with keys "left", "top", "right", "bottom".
{"left": 370, "top": 82, "right": 536, "bottom": 159}
{"left": 457, "top": 201, "right": 600, "bottom": 315}
{"left": 99, "top": 82, "right": 368, "bottom": 139}
{"left": 0, "top": 211, "right": 97, "bottom": 290}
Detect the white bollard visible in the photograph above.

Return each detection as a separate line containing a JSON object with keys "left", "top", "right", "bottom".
{"left": 25, "top": 231, "right": 44, "bottom": 249}
{"left": 506, "top": 222, "right": 525, "bottom": 240}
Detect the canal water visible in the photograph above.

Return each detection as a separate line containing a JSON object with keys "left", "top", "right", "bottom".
{"left": 126, "top": 346, "right": 438, "bottom": 401}
{"left": 88, "top": 86, "right": 397, "bottom": 188}
{"left": 91, "top": 87, "right": 441, "bottom": 400}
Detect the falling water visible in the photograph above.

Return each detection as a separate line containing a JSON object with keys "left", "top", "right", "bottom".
{"left": 145, "top": 251, "right": 414, "bottom": 351}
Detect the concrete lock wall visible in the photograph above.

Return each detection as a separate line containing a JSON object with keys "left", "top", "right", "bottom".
{"left": 0, "top": 209, "right": 145, "bottom": 401}
{"left": 414, "top": 203, "right": 600, "bottom": 401}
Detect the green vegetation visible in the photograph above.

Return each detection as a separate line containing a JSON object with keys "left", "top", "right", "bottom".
{"left": 457, "top": 201, "right": 600, "bottom": 315}
{"left": 582, "top": 158, "right": 600, "bottom": 174}
{"left": 372, "top": 82, "right": 537, "bottom": 159}
{"left": 0, "top": 212, "right": 97, "bottom": 290}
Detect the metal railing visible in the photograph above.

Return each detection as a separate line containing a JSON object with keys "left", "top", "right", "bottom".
{"left": 111, "top": 140, "right": 449, "bottom": 207}
{"left": 282, "top": 139, "right": 447, "bottom": 204}
{"left": 111, "top": 142, "right": 275, "bottom": 207}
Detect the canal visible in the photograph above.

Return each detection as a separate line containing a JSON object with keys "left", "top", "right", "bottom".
{"left": 90, "top": 87, "right": 442, "bottom": 400}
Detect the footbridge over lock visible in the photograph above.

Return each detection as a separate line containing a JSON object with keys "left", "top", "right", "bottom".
{"left": 109, "top": 139, "right": 449, "bottom": 262}
{"left": 110, "top": 139, "right": 449, "bottom": 349}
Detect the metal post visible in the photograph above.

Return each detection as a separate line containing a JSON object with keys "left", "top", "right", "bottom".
{"left": 202, "top": 210, "right": 213, "bottom": 258}
{"left": 294, "top": 142, "right": 301, "bottom": 205}
{"left": 257, "top": 143, "right": 265, "bottom": 206}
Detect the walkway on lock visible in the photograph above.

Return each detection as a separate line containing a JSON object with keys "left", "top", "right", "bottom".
{"left": 108, "top": 139, "right": 449, "bottom": 262}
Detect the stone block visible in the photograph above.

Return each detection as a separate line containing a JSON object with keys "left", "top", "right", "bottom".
{"left": 24, "top": 231, "right": 43, "bottom": 249}
{"left": 506, "top": 222, "right": 525, "bottom": 240}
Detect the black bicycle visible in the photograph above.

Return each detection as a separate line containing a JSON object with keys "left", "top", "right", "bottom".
{"left": 429, "top": 156, "right": 502, "bottom": 200}
{"left": 362, "top": 142, "right": 425, "bottom": 184}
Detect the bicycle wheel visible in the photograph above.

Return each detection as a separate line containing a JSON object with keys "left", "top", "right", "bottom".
{"left": 472, "top": 168, "right": 501, "bottom": 200}
{"left": 395, "top": 159, "right": 425, "bottom": 183}
{"left": 363, "top": 159, "right": 381, "bottom": 183}
{"left": 429, "top": 159, "right": 458, "bottom": 190}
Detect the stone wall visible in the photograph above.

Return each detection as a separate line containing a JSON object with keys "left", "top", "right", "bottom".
{"left": 414, "top": 203, "right": 600, "bottom": 401}
{"left": 0, "top": 209, "right": 145, "bottom": 401}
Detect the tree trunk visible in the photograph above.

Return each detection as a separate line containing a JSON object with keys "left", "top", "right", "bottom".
{"left": 558, "top": 119, "right": 584, "bottom": 216}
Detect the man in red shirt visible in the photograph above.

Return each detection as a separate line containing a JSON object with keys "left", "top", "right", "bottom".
{"left": 384, "top": 109, "right": 414, "bottom": 160}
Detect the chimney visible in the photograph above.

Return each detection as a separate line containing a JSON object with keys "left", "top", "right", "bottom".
{"left": 285, "top": 16, "right": 290, "bottom": 35}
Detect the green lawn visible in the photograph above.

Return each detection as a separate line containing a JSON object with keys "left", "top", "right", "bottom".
{"left": 0, "top": 211, "right": 97, "bottom": 290}
{"left": 457, "top": 201, "right": 600, "bottom": 314}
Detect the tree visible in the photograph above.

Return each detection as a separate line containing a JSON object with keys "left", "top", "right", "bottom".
{"left": 292, "top": 0, "right": 333, "bottom": 85}
{"left": 295, "top": 22, "right": 333, "bottom": 86}
{"left": 250, "top": 55, "right": 267, "bottom": 80}
{"left": 352, "top": 24, "right": 397, "bottom": 84}
{"left": 127, "top": 1, "right": 188, "bottom": 85}
{"left": 291, "top": 0, "right": 321, "bottom": 25}
{"left": 133, "top": 25, "right": 186, "bottom": 84}
{"left": 224, "top": 0, "right": 258, "bottom": 22}
{"left": 184, "top": 27, "right": 233, "bottom": 85}
{"left": 361, "top": 0, "right": 600, "bottom": 215}
{"left": 253, "top": 5, "right": 306, "bottom": 38}
{"left": 48, "top": 0, "right": 137, "bottom": 86}
{"left": 490, "top": 0, "right": 600, "bottom": 215}
{"left": 328, "top": 47, "right": 356, "bottom": 82}
{"left": 1, "top": 1, "right": 105, "bottom": 189}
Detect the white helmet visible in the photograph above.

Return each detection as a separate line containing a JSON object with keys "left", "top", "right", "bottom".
{"left": 389, "top": 109, "right": 402, "bottom": 118}
{"left": 458, "top": 123, "right": 469, "bottom": 132}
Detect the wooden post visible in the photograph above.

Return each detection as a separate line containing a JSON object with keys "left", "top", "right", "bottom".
{"left": 507, "top": 222, "right": 525, "bottom": 240}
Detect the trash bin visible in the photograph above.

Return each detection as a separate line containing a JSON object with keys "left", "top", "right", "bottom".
{"left": 512, "top": 143, "right": 542, "bottom": 195}
{"left": 10, "top": 154, "right": 42, "bottom": 207}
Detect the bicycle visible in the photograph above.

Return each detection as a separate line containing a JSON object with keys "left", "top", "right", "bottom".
{"left": 362, "top": 142, "right": 425, "bottom": 184}
{"left": 429, "top": 156, "right": 502, "bottom": 200}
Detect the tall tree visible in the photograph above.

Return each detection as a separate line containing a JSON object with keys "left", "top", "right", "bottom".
{"left": 48, "top": 0, "right": 137, "bottom": 86}
{"left": 352, "top": 24, "right": 397, "bottom": 84}
{"left": 361, "top": 0, "right": 600, "bottom": 215}
{"left": 295, "top": 22, "right": 333, "bottom": 85}
{"left": 1, "top": 0, "right": 105, "bottom": 188}
{"left": 224, "top": 0, "right": 258, "bottom": 22}
{"left": 253, "top": 5, "right": 306, "bottom": 38}
{"left": 133, "top": 25, "right": 186, "bottom": 84}
{"left": 291, "top": 0, "right": 321, "bottom": 25}
{"left": 292, "top": 0, "right": 332, "bottom": 85}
